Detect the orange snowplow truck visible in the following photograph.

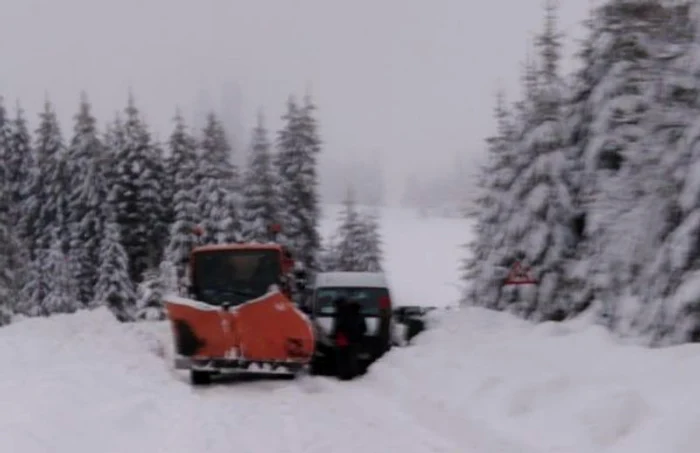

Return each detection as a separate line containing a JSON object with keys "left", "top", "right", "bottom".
{"left": 163, "top": 243, "right": 316, "bottom": 385}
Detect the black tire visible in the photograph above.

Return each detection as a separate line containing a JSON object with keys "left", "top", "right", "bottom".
{"left": 190, "top": 369, "right": 212, "bottom": 385}
{"left": 310, "top": 355, "right": 331, "bottom": 376}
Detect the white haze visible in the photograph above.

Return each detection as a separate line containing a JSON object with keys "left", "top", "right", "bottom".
{"left": 0, "top": 0, "right": 591, "bottom": 205}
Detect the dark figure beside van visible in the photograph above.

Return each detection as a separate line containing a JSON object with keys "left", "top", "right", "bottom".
{"left": 332, "top": 296, "right": 366, "bottom": 380}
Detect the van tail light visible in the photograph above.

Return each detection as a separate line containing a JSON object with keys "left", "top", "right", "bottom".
{"left": 379, "top": 295, "right": 391, "bottom": 310}
{"left": 335, "top": 332, "right": 348, "bottom": 346}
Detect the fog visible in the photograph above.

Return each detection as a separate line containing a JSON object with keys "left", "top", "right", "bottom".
{"left": 1, "top": 0, "right": 592, "bottom": 206}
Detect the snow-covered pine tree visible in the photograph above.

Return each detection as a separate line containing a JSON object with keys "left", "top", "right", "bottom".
{"left": 0, "top": 216, "right": 21, "bottom": 321}
{"left": 28, "top": 100, "right": 69, "bottom": 257}
{"left": 326, "top": 188, "right": 362, "bottom": 271}
{"left": 18, "top": 249, "right": 48, "bottom": 317}
{"left": 134, "top": 267, "right": 166, "bottom": 321}
{"left": 633, "top": 2, "right": 700, "bottom": 343}
{"left": 275, "top": 94, "right": 322, "bottom": 270}
{"left": 7, "top": 104, "right": 35, "bottom": 252}
{"left": 318, "top": 238, "right": 339, "bottom": 272}
{"left": 0, "top": 97, "right": 11, "bottom": 190}
{"left": 41, "top": 222, "right": 79, "bottom": 316}
{"left": 0, "top": 100, "right": 18, "bottom": 324}
{"left": 461, "top": 89, "right": 519, "bottom": 308}
{"left": 0, "top": 220, "right": 12, "bottom": 321}
{"left": 560, "top": 3, "right": 600, "bottom": 314}
{"left": 165, "top": 108, "right": 198, "bottom": 220}
{"left": 148, "top": 136, "right": 170, "bottom": 264}
{"left": 102, "top": 114, "right": 125, "bottom": 198}
{"left": 95, "top": 190, "right": 136, "bottom": 322}
{"left": 325, "top": 188, "right": 383, "bottom": 272}
{"left": 65, "top": 94, "right": 106, "bottom": 306}
{"left": 196, "top": 112, "right": 240, "bottom": 244}
{"left": 574, "top": 0, "right": 672, "bottom": 328}
{"left": 164, "top": 112, "right": 200, "bottom": 290}
{"left": 112, "top": 94, "right": 164, "bottom": 283}
{"left": 492, "top": 1, "right": 574, "bottom": 320}
{"left": 355, "top": 210, "right": 383, "bottom": 272}
{"left": 241, "top": 111, "right": 278, "bottom": 242}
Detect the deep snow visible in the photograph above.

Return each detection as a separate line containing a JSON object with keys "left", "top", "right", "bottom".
{"left": 2, "top": 205, "right": 699, "bottom": 453}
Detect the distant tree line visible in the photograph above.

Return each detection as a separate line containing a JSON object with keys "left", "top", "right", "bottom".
{"left": 464, "top": 0, "right": 700, "bottom": 345}
{"left": 0, "top": 91, "right": 323, "bottom": 324}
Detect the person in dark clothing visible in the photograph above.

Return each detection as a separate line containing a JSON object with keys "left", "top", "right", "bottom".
{"left": 332, "top": 296, "right": 366, "bottom": 380}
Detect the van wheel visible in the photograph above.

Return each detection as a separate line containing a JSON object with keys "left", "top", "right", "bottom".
{"left": 190, "top": 369, "right": 212, "bottom": 385}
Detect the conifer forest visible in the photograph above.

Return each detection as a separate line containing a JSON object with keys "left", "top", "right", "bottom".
{"left": 0, "top": 91, "right": 384, "bottom": 325}
{"left": 465, "top": 0, "right": 700, "bottom": 345}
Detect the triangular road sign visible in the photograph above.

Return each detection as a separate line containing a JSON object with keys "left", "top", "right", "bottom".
{"left": 504, "top": 261, "right": 537, "bottom": 285}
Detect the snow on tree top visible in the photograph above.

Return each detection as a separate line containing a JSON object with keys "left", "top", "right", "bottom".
{"left": 313, "top": 271, "right": 388, "bottom": 289}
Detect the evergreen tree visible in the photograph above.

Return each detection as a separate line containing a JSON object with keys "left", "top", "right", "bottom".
{"left": 0, "top": 100, "right": 19, "bottom": 324}
{"left": 500, "top": 1, "right": 574, "bottom": 320}
{"left": 18, "top": 250, "right": 49, "bottom": 317}
{"left": 42, "top": 223, "right": 79, "bottom": 315}
{"left": 95, "top": 194, "right": 136, "bottom": 322}
{"left": 65, "top": 94, "right": 106, "bottom": 306}
{"left": 148, "top": 136, "right": 170, "bottom": 263}
{"left": 635, "top": 1, "right": 700, "bottom": 342}
{"left": 0, "top": 97, "right": 17, "bottom": 324}
{"left": 355, "top": 210, "right": 383, "bottom": 272}
{"left": 326, "top": 189, "right": 383, "bottom": 272}
{"left": 134, "top": 268, "right": 166, "bottom": 321}
{"left": 318, "top": 239, "right": 339, "bottom": 272}
{"left": 241, "top": 111, "right": 277, "bottom": 242}
{"left": 112, "top": 94, "right": 164, "bottom": 283}
{"left": 0, "top": 97, "right": 11, "bottom": 193}
{"left": 574, "top": 0, "right": 671, "bottom": 327}
{"left": 196, "top": 112, "right": 240, "bottom": 244}
{"left": 275, "top": 94, "right": 322, "bottom": 270}
{"left": 8, "top": 104, "right": 35, "bottom": 250}
{"left": 102, "top": 114, "right": 124, "bottom": 198}
{"left": 28, "top": 100, "right": 69, "bottom": 257}
{"left": 164, "top": 113, "right": 200, "bottom": 289}
{"left": 461, "top": 90, "right": 518, "bottom": 309}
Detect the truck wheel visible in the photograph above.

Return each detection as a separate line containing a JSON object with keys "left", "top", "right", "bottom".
{"left": 190, "top": 369, "right": 212, "bottom": 385}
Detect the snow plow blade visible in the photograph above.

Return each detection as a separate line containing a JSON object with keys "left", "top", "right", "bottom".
{"left": 164, "top": 291, "right": 315, "bottom": 373}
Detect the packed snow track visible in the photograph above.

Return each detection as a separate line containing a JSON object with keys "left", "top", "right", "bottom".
{"left": 3, "top": 207, "right": 700, "bottom": 453}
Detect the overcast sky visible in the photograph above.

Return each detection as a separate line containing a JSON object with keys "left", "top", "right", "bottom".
{"left": 1, "top": 0, "right": 593, "bottom": 203}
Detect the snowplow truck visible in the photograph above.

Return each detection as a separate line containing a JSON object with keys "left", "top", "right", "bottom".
{"left": 163, "top": 243, "right": 316, "bottom": 385}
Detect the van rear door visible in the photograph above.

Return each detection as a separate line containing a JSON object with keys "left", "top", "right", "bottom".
{"left": 312, "top": 286, "right": 390, "bottom": 336}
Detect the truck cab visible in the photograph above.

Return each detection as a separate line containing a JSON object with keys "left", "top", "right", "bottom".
{"left": 165, "top": 242, "right": 315, "bottom": 385}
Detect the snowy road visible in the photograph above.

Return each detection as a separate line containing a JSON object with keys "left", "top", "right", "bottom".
{"left": 3, "top": 206, "right": 699, "bottom": 453}
{"left": 7, "top": 302, "right": 700, "bottom": 453}
{"left": 0, "top": 308, "right": 535, "bottom": 453}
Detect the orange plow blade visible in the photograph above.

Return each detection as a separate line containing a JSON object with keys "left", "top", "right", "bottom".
{"left": 164, "top": 291, "right": 315, "bottom": 371}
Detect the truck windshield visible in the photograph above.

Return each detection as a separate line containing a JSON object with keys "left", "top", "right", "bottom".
{"left": 314, "top": 287, "right": 388, "bottom": 316}
{"left": 192, "top": 249, "right": 281, "bottom": 306}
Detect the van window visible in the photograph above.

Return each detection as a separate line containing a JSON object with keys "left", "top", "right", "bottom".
{"left": 315, "top": 287, "right": 389, "bottom": 316}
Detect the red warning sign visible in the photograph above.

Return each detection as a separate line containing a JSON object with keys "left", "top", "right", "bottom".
{"left": 504, "top": 261, "right": 537, "bottom": 285}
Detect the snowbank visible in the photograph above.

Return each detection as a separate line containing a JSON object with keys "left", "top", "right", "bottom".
{"left": 3, "top": 304, "right": 700, "bottom": 453}
{"left": 371, "top": 306, "right": 700, "bottom": 453}
{"left": 4, "top": 205, "right": 698, "bottom": 452}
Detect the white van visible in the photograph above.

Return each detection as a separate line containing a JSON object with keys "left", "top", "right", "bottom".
{"left": 303, "top": 271, "right": 394, "bottom": 365}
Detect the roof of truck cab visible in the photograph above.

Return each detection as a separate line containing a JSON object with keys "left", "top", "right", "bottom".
{"left": 313, "top": 271, "right": 388, "bottom": 288}
{"left": 192, "top": 243, "right": 283, "bottom": 253}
